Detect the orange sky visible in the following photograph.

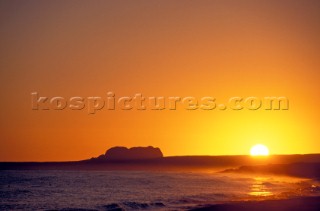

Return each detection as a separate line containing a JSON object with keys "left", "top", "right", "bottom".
{"left": 0, "top": 0, "right": 319, "bottom": 161}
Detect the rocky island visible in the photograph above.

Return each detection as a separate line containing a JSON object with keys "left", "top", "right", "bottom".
{"left": 93, "top": 146, "right": 163, "bottom": 161}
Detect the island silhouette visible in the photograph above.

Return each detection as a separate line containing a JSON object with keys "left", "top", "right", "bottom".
{"left": 96, "top": 146, "right": 163, "bottom": 161}
{"left": 1, "top": 146, "right": 320, "bottom": 179}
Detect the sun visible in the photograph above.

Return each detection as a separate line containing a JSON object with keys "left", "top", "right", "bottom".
{"left": 250, "top": 144, "right": 269, "bottom": 156}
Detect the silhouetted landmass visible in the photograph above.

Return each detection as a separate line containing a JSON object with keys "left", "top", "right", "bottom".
{"left": 190, "top": 196, "right": 320, "bottom": 211}
{"left": 221, "top": 162, "right": 320, "bottom": 178}
{"left": 95, "top": 146, "right": 163, "bottom": 161}
{"left": 1, "top": 146, "right": 320, "bottom": 178}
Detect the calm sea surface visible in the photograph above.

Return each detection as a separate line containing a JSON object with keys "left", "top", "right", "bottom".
{"left": 1, "top": 170, "right": 319, "bottom": 210}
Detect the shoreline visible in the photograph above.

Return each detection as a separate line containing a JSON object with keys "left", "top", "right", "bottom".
{"left": 190, "top": 196, "right": 320, "bottom": 211}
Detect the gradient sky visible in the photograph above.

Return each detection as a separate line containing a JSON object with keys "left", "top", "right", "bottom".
{"left": 0, "top": 0, "right": 319, "bottom": 161}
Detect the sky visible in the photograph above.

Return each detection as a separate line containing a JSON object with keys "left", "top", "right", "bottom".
{"left": 0, "top": 0, "right": 319, "bottom": 161}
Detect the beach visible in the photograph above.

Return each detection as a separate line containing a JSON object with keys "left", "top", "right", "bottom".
{"left": 191, "top": 196, "right": 320, "bottom": 211}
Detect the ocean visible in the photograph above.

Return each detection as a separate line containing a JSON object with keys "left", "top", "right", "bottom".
{"left": 1, "top": 170, "right": 319, "bottom": 210}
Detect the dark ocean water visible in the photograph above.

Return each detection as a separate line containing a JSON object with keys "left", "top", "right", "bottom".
{"left": 1, "top": 170, "right": 319, "bottom": 210}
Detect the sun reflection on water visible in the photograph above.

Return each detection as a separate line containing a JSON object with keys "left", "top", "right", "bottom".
{"left": 249, "top": 177, "right": 273, "bottom": 197}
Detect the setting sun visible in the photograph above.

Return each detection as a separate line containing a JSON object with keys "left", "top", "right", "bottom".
{"left": 250, "top": 144, "right": 269, "bottom": 156}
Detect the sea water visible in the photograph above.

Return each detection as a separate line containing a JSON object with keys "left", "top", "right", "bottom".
{"left": 1, "top": 170, "right": 319, "bottom": 210}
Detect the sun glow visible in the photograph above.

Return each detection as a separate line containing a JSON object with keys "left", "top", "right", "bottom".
{"left": 250, "top": 144, "right": 269, "bottom": 156}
